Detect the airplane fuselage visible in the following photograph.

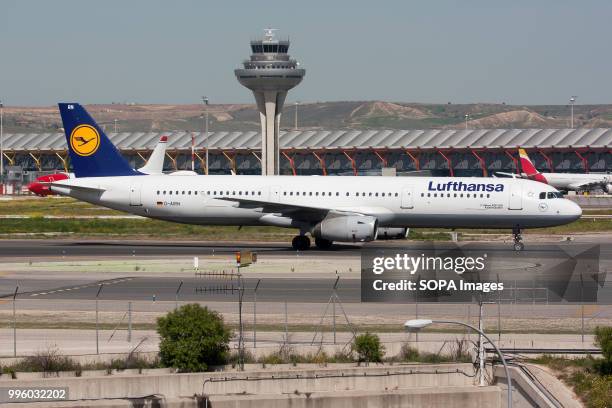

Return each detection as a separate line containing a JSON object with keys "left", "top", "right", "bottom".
{"left": 52, "top": 175, "right": 582, "bottom": 230}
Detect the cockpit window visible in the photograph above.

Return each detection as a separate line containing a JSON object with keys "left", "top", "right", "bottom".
{"left": 541, "top": 191, "right": 563, "bottom": 199}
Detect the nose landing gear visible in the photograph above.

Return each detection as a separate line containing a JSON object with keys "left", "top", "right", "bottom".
{"left": 512, "top": 225, "right": 524, "bottom": 251}
{"left": 292, "top": 235, "right": 311, "bottom": 251}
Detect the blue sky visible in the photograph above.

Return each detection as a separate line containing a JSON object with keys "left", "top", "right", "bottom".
{"left": 1, "top": 0, "right": 611, "bottom": 105}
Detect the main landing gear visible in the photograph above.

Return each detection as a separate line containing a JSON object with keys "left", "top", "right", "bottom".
{"left": 512, "top": 225, "right": 524, "bottom": 251}
{"left": 292, "top": 235, "right": 311, "bottom": 251}
{"left": 314, "top": 237, "right": 333, "bottom": 250}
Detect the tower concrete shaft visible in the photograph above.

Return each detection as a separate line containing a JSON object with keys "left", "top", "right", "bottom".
{"left": 235, "top": 29, "right": 305, "bottom": 175}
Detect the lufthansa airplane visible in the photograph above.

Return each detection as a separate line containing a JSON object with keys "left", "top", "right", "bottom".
{"left": 46, "top": 103, "right": 582, "bottom": 251}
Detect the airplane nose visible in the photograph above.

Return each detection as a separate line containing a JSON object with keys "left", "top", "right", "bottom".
{"left": 27, "top": 182, "right": 49, "bottom": 196}
{"left": 565, "top": 200, "right": 582, "bottom": 221}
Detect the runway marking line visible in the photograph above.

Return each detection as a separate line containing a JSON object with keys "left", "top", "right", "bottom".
{"left": 27, "top": 277, "right": 136, "bottom": 298}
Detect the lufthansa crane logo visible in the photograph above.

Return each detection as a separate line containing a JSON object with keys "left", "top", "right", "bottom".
{"left": 70, "top": 125, "right": 100, "bottom": 156}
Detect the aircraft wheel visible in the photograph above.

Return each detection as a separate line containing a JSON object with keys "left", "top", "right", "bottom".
{"left": 513, "top": 242, "right": 525, "bottom": 251}
{"left": 314, "top": 238, "right": 334, "bottom": 250}
{"left": 292, "top": 235, "right": 311, "bottom": 251}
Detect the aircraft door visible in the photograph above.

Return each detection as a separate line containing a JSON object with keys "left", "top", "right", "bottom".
{"left": 508, "top": 183, "right": 523, "bottom": 210}
{"left": 401, "top": 187, "right": 414, "bottom": 209}
{"left": 129, "top": 182, "right": 142, "bottom": 206}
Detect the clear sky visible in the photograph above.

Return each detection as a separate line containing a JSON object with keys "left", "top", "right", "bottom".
{"left": 1, "top": 0, "right": 611, "bottom": 106}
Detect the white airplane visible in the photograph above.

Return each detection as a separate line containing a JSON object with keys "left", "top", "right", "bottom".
{"left": 46, "top": 103, "right": 582, "bottom": 251}
{"left": 497, "top": 149, "right": 612, "bottom": 193}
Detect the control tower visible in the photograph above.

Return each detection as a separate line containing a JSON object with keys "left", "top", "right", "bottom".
{"left": 235, "top": 29, "right": 305, "bottom": 175}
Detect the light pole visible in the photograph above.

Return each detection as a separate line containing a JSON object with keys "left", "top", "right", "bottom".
{"left": 405, "top": 319, "right": 513, "bottom": 408}
{"left": 114, "top": 119, "right": 118, "bottom": 133}
{"left": 464, "top": 113, "right": 470, "bottom": 130}
{"left": 569, "top": 96, "right": 577, "bottom": 129}
{"left": 1, "top": 100, "right": 4, "bottom": 183}
{"left": 294, "top": 101, "right": 299, "bottom": 130}
{"left": 202, "top": 96, "right": 209, "bottom": 175}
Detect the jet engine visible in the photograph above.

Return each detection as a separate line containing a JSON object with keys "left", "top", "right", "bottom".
{"left": 312, "top": 215, "right": 378, "bottom": 242}
{"left": 377, "top": 227, "right": 409, "bottom": 240}
{"left": 606, "top": 184, "right": 612, "bottom": 194}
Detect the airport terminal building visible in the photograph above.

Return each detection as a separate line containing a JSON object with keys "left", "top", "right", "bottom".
{"left": 2, "top": 128, "right": 611, "bottom": 181}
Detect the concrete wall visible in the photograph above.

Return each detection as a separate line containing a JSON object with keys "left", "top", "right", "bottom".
{"left": 0, "top": 363, "right": 480, "bottom": 400}
{"left": 6, "top": 387, "right": 501, "bottom": 408}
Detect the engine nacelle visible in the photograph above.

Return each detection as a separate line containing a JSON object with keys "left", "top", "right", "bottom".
{"left": 312, "top": 215, "right": 378, "bottom": 242}
{"left": 606, "top": 184, "right": 612, "bottom": 194}
{"left": 377, "top": 227, "right": 409, "bottom": 240}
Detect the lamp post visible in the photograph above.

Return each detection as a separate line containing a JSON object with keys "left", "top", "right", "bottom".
{"left": 569, "top": 96, "right": 577, "bottom": 129}
{"left": 464, "top": 114, "right": 470, "bottom": 130}
{"left": 294, "top": 101, "right": 299, "bottom": 130}
{"left": 202, "top": 96, "right": 209, "bottom": 175}
{"left": 114, "top": 119, "right": 118, "bottom": 133}
{"left": 405, "top": 319, "right": 513, "bottom": 408}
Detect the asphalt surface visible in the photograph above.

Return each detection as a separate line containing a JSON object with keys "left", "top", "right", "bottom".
{"left": 0, "top": 239, "right": 361, "bottom": 258}
{"left": 1, "top": 239, "right": 611, "bottom": 303}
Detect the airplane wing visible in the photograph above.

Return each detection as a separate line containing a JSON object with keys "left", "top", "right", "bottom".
{"left": 568, "top": 180, "right": 607, "bottom": 190}
{"left": 216, "top": 197, "right": 370, "bottom": 223}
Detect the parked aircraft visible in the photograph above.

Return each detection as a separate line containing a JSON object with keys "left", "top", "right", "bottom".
{"left": 45, "top": 104, "right": 582, "bottom": 251}
{"left": 496, "top": 149, "right": 611, "bottom": 193}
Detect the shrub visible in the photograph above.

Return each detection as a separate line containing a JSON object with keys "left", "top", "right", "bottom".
{"left": 399, "top": 344, "right": 420, "bottom": 361}
{"left": 352, "top": 332, "right": 385, "bottom": 364}
{"left": 12, "top": 347, "right": 81, "bottom": 373}
{"left": 594, "top": 326, "right": 612, "bottom": 375}
{"left": 157, "top": 304, "right": 231, "bottom": 372}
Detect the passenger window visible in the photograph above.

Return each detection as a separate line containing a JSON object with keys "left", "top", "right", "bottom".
{"left": 427, "top": 193, "right": 430, "bottom": 197}
{"left": 487, "top": 194, "right": 490, "bottom": 198}
{"left": 163, "top": 190, "right": 166, "bottom": 194}
{"left": 169, "top": 191, "right": 172, "bottom": 195}
{"left": 395, "top": 193, "right": 399, "bottom": 197}
{"left": 290, "top": 192, "right": 294, "bottom": 196}
{"left": 539, "top": 192, "right": 546, "bottom": 199}
{"left": 382, "top": 193, "right": 385, "bottom": 197}
{"left": 188, "top": 191, "right": 192, "bottom": 195}
{"left": 375, "top": 193, "right": 379, "bottom": 197}
{"left": 156, "top": 190, "right": 160, "bottom": 195}
{"left": 346, "top": 192, "right": 349, "bottom": 196}
{"left": 336, "top": 192, "right": 339, "bottom": 196}
{"left": 176, "top": 191, "right": 179, "bottom": 195}
{"left": 182, "top": 191, "right": 185, "bottom": 195}
{"left": 283, "top": 192, "right": 287, "bottom": 196}
{"left": 309, "top": 192, "right": 313, "bottom": 196}
{"left": 258, "top": 192, "right": 261, "bottom": 195}
{"left": 421, "top": 193, "right": 424, "bottom": 197}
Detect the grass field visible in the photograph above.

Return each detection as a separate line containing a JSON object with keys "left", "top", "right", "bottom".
{"left": 0, "top": 197, "right": 610, "bottom": 240}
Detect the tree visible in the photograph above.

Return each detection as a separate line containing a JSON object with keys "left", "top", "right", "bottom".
{"left": 352, "top": 332, "right": 385, "bottom": 364}
{"left": 157, "top": 304, "right": 232, "bottom": 372}
{"left": 594, "top": 326, "right": 612, "bottom": 375}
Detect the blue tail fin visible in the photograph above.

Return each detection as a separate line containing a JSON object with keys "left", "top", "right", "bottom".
{"left": 58, "top": 103, "right": 142, "bottom": 177}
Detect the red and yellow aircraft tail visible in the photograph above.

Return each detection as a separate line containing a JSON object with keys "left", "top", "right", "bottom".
{"left": 518, "top": 149, "right": 548, "bottom": 183}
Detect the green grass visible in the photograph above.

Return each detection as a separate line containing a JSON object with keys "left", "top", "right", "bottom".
{"left": 0, "top": 217, "right": 294, "bottom": 240}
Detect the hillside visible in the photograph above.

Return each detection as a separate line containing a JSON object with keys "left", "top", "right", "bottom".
{"left": 3, "top": 101, "right": 612, "bottom": 134}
